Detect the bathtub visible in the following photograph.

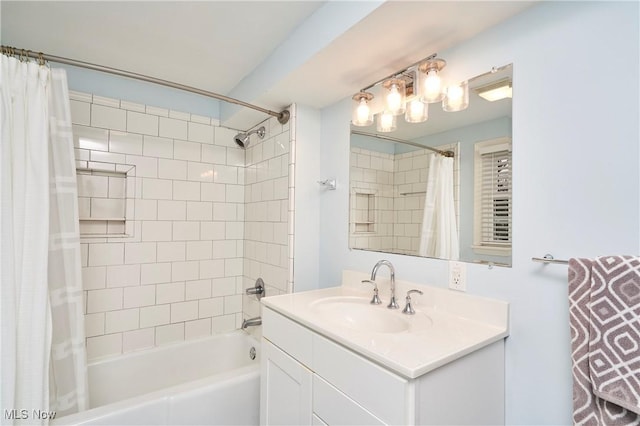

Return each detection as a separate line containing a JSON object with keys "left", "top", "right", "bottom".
{"left": 53, "top": 331, "right": 260, "bottom": 425}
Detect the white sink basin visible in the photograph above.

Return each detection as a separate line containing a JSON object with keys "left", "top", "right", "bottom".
{"left": 261, "top": 272, "right": 509, "bottom": 378}
{"left": 309, "top": 296, "right": 428, "bottom": 334}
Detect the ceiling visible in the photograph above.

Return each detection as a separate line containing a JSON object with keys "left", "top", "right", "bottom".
{"left": 1, "top": 1, "right": 324, "bottom": 95}
{"left": 1, "top": 1, "right": 535, "bottom": 129}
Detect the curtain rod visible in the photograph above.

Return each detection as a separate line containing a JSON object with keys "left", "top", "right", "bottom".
{"left": 1, "top": 45, "right": 290, "bottom": 125}
{"left": 350, "top": 130, "right": 454, "bottom": 157}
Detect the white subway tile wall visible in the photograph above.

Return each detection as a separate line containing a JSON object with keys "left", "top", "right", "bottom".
{"left": 349, "top": 148, "right": 395, "bottom": 252}
{"left": 242, "top": 108, "right": 295, "bottom": 331}
{"left": 71, "top": 91, "right": 292, "bottom": 360}
{"left": 349, "top": 143, "right": 460, "bottom": 256}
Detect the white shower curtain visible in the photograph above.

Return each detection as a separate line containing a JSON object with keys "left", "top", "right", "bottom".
{"left": 418, "top": 153, "right": 460, "bottom": 260}
{"left": 1, "top": 54, "right": 88, "bottom": 424}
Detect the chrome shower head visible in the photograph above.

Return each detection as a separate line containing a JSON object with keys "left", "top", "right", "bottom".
{"left": 234, "top": 133, "right": 249, "bottom": 148}
{"left": 234, "top": 126, "right": 265, "bottom": 149}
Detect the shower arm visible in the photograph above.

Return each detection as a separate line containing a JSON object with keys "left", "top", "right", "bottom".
{"left": 1, "top": 45, "right": 290, "bottom": 126}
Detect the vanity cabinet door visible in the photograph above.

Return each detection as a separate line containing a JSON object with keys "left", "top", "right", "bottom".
{"left": 260, "top": 338, "right": 313, "bottom": 425}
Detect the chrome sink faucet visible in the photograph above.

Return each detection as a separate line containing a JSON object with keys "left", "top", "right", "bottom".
{"left": 370, "top": 260, "right": 399, "bottom": 309}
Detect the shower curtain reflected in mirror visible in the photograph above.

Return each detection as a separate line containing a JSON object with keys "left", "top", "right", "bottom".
{"left": 418, "top": 153, "right": 459, "bottom": 260}
{"left": 1, "top": 54, "right": 88, "bottom": 424}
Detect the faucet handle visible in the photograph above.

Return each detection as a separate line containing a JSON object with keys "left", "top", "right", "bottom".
{"left": 402, "top": 289, "right": 424, "bottom": 315}
{"left": 361, "top": 280, "right": 382, "bottom": 305}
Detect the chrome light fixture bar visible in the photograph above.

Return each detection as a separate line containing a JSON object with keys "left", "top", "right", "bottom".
{"left": 350, "top": 53, "right": 469, "bottom": 133}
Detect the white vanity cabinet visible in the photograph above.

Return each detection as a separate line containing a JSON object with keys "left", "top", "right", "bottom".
{"left": 260, "top": 306, "right": 506, "bottom": 426}
{"left": 261, "top": 339, "right": 313, "bottom": 425}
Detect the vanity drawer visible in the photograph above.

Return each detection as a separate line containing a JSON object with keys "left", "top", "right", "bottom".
{"left": 313, "top": 375, "right": 384, "bottom": 425}
{"left": 312, "top": 334, "right": 409, "bottom": 425}
{"left": 263, "top": 307, "right": 313, "bottom": 366}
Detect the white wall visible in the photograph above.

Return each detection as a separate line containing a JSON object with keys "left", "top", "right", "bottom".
{"left": 312, "top": 2, "right": 639, "bottom": 424}
{"left": 292, "top": 105, "right": 322, "bottom": 292}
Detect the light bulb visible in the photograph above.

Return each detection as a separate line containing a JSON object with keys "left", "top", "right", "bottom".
{"left": 422, "top": 70, "right": 443, "bottom": 103}
{"left": 447, "top": 85, "right": 463, "bottom": 105}
{"left": 382, "top": 79, "right": 406, "bottom": 115}
{"left": 387, "top": 84, "right": 402, "bottom": 113}
{"left": 356, "top": 99, "right": 370, "bottom": 125}
{"left": 351, "top": 92, "right": 373, "bottom": 126}
{"left": 381, "top": 113, "right": 393, "bottom": 129}
{"left": 417, "top": 58, "right": 447, "bottom": 103}
{"left": 377, "top": 111, "right": 396, "bottom": 132}
{"left": 443, "top": 81, "right": 469, "bottom": 112}
{"left": 405, "top": 99, "right": 428, "bottom": 123}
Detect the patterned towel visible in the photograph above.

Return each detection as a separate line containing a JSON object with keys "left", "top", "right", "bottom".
{"left": 568, "top": 256, "right": 640, "bottom": 425}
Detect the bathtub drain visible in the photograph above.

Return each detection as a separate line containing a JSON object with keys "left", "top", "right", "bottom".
{"left": 249, "top": 347, "right": 256, "bottom": 360}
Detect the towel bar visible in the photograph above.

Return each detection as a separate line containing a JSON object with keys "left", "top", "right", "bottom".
{"left": 531, "top": 254, "right": 569, "bottom": 265}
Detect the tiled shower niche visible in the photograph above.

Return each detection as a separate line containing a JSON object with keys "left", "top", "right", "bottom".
{"left": 352, "top": 189, "right": 376, "bottom": 234}
{"left": 76, "top": 161, "right": 136, "bottom": 238}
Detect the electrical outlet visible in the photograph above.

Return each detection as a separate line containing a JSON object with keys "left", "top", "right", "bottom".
{"left": 449, "top": 261, "right": 467, "bottom": 292}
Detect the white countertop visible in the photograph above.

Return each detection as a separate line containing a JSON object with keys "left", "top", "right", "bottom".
{"left": 261, "top": 270, "right": 509, "bottom": 379}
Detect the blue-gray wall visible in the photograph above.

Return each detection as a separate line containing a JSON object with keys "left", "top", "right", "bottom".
{"left": 311, "top": 2, "right": 639, "bottom": 424}
{"left": 56, "top": 63, "right": 220, "bottom": 119}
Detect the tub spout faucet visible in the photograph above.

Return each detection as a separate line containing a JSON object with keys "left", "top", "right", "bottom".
{"left": 242, "top": 317, "right": 262, "bottom": 329}
{"left": 370, "top": 260, "right": 399, "bottom": 309}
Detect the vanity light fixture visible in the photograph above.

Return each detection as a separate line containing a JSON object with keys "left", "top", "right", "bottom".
{"left": 475, "top": 78, "right": 512, "bottom": 102}
{"left": 350, "top": 53, "right": 469, "bottom": 133}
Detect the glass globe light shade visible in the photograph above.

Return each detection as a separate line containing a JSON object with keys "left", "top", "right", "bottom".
{"left": 376, "top": 111, "right": 397, "bottom": 132}
{"left": 351, "top": 92, "right": 374, "bottom": 126}
{"left": 405, "top": 98, "right": 429, "bottom": 123}
{"left": 443, "top": 81, "right": 469, "bottom": 112}
{"left": 382, "top": 78, "right": 406, "bottom": 115}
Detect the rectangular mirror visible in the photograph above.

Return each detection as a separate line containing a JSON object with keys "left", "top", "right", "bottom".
{"left": 349, "top": 64, "right": 513, "bottom": 267}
